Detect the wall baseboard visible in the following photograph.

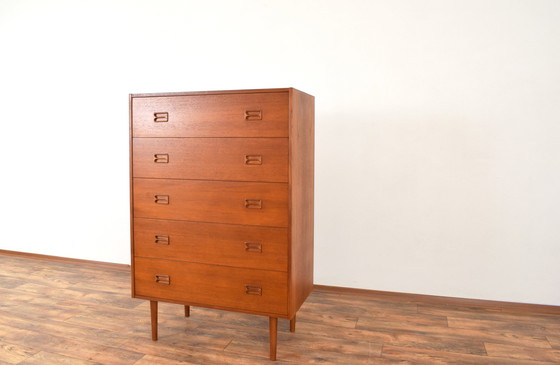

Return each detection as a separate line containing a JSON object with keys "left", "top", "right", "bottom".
{"left": 1, "top": 249, "right": 558, "bottom": 314}
{"left": 0, "top": 249, "right": 129, "bottom": 272}
{"left": 313, "top": 284, "right": 560, "bottom": 315}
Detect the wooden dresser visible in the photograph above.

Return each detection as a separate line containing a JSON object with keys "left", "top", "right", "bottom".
{"left": 129, "top": 88, "right": 314, "bottom": 360}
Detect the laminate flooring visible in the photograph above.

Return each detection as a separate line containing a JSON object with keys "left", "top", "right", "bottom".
{"left": 0, "top": 254, "right": 559, "bottom": 364}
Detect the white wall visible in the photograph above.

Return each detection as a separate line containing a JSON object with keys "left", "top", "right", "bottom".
{"left": 1, "top": 0, "right": 559, "bottom": 305}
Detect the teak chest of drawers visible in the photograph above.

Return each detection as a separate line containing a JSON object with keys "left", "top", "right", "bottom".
{"left": 129, "top": 88, "right": 314, "bottom": 360}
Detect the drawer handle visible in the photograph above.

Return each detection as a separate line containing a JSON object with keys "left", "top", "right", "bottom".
{"left": 154, "top": 112, "right": 168, "bottom": 122}
{"left": 244, "top": 155, "right": 262, "bottom": 165}
{"left": 244, "top": 199, "right": 262, "bottom": 209}
{"left": 155, "top": 274, "right": 170, "bottom": 285}
{"left": 154, "top": 154, "right": 169, "bottom": 163}
{"left": 244, "top": 110, "right": 262, "bottom": 121}
{"left": 155, "top": 234, "right": 170, "bottom": 245}
{"left": 154, "top": 195, "right": 169, "bottom": 204}
{"left": 244, "top": 242, "right": 262, "bottom": 253}
{"left": 245, "top": 285, "right": 262, "bottom": 296}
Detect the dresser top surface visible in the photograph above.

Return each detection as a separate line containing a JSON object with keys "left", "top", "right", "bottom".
{"left": 130, "top": 87, "right": 312, "bottom": 98}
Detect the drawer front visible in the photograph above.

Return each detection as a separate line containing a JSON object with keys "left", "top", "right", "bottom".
{"left": 133, "top": 218, "right": 288, "bottom": 271}
{"left": 132, "top": 92, "right": 288, "bottom": 137}
{"left": 134, "top": 257, "right": 288, "bottom": 315}
{"left": 132, "top": 138, "right": 288, "bottom": 182}
{"left": 133, "top": 178, "right": 288, "bottom": 227}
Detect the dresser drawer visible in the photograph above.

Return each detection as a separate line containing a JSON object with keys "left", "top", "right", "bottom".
{"left": 134, "top": 257, "right": 288, "bottom": 315}
{"left": 133, "top": 218, "right": 288, "bottom": 271}
{"left": 132, "top": 92, "right": 288, "bottom": 137}
{"left": 132, "top": 138, "right": 288, "bottom": 182}
{"left": 133, "top": 178, "right": 288, "bottom": 227}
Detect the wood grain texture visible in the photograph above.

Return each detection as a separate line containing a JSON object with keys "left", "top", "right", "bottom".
{"left": 1, "top": 254, "right": 560, "bottom": 364}
{"left": 287, "top": 88, "right": 315, "bottom": 317}
{"left": 0, "top": 342, "right": 37, "bottom": 364}
{"left": 133, "top": 178, "right": 289, "bottom": 227}
{"left": 132, "top": 137, "right": 289, "bottom": 182}
{"left": 269, "top": 317, "right": 278, "bottom": 360}
{"left": 130, "top": 88, "right": 314, "bottom": 360}
{"left": 381, "top": 344, "right": 555, "bottom": 365}
{"left": 150, "top": 301, "right": 158, "bottom": 341}
{"left": 133, "top": 218, "right": 288, "bottom": 272}
{"left": 134, "top": 257, "right": 288, "bottom": 316}
{"left": 484, "top": 342, "right": 560, "bottom": 363}
{"left": 549, "top": 335, "right": 560, "bottom": 349}
{"left": 131, "top": 88, "right": 293, "bottom": 98}
{"left": 132, "top": 92, "right": 289, "bottom": 137}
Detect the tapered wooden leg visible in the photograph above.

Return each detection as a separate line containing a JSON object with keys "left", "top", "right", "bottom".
{"left": 290, "top": 315, "right": 296, "bottom": 332}
{"left": 150, "top": 300, "right": 158, "bottom": 341}
{"left": 184, "top": 305, "right": 190, "bottom": 317}
{"left": 269, "top": 317, "right": 278, "bottom": 361}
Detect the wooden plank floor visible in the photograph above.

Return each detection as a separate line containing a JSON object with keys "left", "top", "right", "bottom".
{"left": 0, "top": 255, "right": 559, "bottom": 364}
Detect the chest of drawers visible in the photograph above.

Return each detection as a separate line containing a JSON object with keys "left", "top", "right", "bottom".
{"left": 129, "top": 88, "right": 314, "bottom": 360}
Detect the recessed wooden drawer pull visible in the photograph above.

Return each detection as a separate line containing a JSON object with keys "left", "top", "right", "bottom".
{"left": 154, "top": 234, "right": 170, "bottom": 245}
{"left": 245, "top": 285, "right": 262, "bottom": 296}
{"left": 244, "top": 155, "right": 263, "bottom": 165}
{"left": 154, "top": 154, "right": 169, "bottom": 163}
{"left": 244, "top": 242, "right": 262, "bottom": 253}
{"left": 153, "top": 112, "right": 168, "bottom": 122}
{"left": 244, "top": 199, "right": 262, "bottom": 209}
{"left": 155, "top": 274, "right": 170, "bottom": 285}
{"left": 154, "top": 195, "right": 169, "bottom": 204}
{"left": 244, "top": 110, "right": 262, "bottom": 121}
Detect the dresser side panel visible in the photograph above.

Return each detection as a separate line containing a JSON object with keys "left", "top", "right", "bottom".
{"left": 288, "top": 89, "right": 315, "bottom": 316}
{"left": 129, "top": 94, "right": 136, "bottom": 296}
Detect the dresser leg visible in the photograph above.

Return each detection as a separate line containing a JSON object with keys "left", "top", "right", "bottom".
{"left": 269, "top": 317, "right": 277, "bottom": 361}
{"left": 184, "top": 305, "right": 190, "bottom": 317}
{"left": 150, "top": 300, "right": 158, "bottom": 341}
{"left": 290, "top": 315, "right": 296, "bottom": 332}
